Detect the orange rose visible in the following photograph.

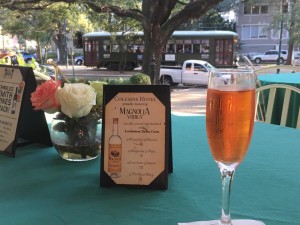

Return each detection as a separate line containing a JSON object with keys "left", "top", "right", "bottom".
{"left": 31, "top": 79, "right": 61, "bottom": 113}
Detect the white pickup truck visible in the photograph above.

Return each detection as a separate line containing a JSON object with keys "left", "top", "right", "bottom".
{"left": 159, "top": 60, "right": 215, "bottom": 85}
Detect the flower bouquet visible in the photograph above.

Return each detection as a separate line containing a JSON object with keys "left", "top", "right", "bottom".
{"left": 30, "top": 60, "right": 106, "bottom": 161}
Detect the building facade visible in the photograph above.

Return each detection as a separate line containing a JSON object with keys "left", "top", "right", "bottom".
{"left": 236, "top": 0, "right": 289, "bottom": 55}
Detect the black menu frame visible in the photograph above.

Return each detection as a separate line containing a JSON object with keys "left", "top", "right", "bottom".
{"left": 100, "top": 85, "right": 172, "bottom": 190}
{"left": 0, "top": 65, "right": 52, "bottom": 157}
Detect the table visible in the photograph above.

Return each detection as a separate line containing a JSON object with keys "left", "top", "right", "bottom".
{"left": 0, "top": 115, "right": 299, "bottom": 225}
{"left": 258, "top": 73, "right": 300, "bottom": 88}
{"left": 258, "top": 73, "right": 300, "bottom": 128}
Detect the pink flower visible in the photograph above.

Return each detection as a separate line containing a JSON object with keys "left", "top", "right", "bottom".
{"left": 31, "top": 79, "right": 61, "bottom": 113}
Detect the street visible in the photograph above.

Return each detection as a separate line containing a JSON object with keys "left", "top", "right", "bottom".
{"left": 58, "top": 64, "right": 300, "bottom": 116}
{"left": 59, "top": 65, "right": 208, "bottom": 115}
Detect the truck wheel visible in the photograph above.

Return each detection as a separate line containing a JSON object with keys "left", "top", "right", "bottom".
{"left": 76, "top": 59, "right": 83, "bottom": 65}
{"left": 254, "top": 58, "right": 262, "bottom": 64}
{"left": 160, "top": 75, "right": 173, "bottom": 85}
{"left": 25, "top": 58, "right": 32, "bottom": 63}
{"left": 279, "top": 58, "right": 284, "bottom": 64}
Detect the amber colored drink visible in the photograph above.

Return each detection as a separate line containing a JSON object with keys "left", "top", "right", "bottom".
{"left": 206, "top": 88, "right": 255, "bottom": 164}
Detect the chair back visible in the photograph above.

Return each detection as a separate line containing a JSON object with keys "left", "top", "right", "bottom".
{"left": 255, "top": 84, "right": 300, "bottom": 128}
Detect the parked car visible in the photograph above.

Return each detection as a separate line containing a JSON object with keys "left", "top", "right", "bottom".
{"left": 251, "top": 50, "right": 287, "bottom": 64}
{"left": 19, "top": 50, "right": 36, "bottom": 63}
{"left": 159, "top": 59, "right": 215, "bottom": 85}
{"left": 74, "top": 55, "right": 84, "bottom": 65}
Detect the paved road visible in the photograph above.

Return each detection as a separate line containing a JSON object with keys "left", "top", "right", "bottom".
{"left": 60, "top": 65, "right": 207, "bottom": 116}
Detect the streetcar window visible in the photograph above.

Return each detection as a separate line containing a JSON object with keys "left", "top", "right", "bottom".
{"left": 193, "top": 40, "right": 201, "bottom": 53}
{"left": 201, "top": 40, "right": 209, "bottom": 53}
{"left": 166, "top": 44, "right": 175, "bottom": 53}
{"left": 85, "top": 42, "right": 91, "bottom": 52}
{"left": 176, "top": 40, "right": 184, "bottom": 53}
{"left": 184, "top": 40, "right": 192, "bottom": 53}
{"left": 135, "top": 46, "right": 143, "bottom": 53}
{"left": 185, "top": 44, "right": 192, "bottom": 53}
{"left": 112, "top": 45, "right": 119, "bottom": 52}
{"left": 193, "top": 44, "right": 201, "bottom": 53}
{"left": 127, "top": 46, "right": 134, "bottom": 53}
{"left": 177, "top": 44, "right": 183, "bottom": 53}
{"left": 103, "top": 45, "right": 110, "bottom": 53}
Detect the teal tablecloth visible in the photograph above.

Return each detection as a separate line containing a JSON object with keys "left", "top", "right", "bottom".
{"left": 0, "top": 115, "right": 299, "bottom": 225}
{"left": 258, "top": 73, "right": 300, "bottom": 128}
{"left": 258, "top": 73, "right": 300, "bottom": 88}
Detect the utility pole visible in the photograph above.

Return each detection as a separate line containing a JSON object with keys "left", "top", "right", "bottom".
{"left": 277, "top": 0, "right": 285, "bottom": 73}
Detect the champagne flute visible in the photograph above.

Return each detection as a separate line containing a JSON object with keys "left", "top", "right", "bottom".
{"left": 206, "top": 69, "right": 265, "bottom": 225}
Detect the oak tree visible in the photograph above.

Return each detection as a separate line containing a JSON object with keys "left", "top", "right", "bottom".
{"left": 0, "top": 0, "right": 224, "bottom": 83}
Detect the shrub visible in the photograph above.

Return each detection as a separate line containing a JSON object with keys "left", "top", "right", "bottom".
{"left": 129, "top": 73, "right": 151, "bottom": 85}
{"left": 108, "top": 77, "right": 130, "bottom": 85}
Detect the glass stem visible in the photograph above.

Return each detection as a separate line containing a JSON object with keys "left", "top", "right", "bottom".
{"left": 219, "top": 168, "right": 235, "bottom": 225}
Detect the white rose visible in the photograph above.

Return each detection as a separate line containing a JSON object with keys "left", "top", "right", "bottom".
{"left": 55, "top": 83, "right": 96, "bottom": 118}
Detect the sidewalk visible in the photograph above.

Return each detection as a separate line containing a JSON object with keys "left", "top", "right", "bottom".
{"left": 171, "top": 87, "right": 207, "bottom": 116}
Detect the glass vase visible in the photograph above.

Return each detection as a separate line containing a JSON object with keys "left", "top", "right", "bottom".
{"left": 50, "top": 113, "right": 102, "bottom": 161}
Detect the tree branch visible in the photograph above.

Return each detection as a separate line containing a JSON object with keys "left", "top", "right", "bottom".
{"left": 161, "top": 0, "right": 223, "bottom": 40}
{"left": 82, "top": 1, "right": 145, "bottom": 23}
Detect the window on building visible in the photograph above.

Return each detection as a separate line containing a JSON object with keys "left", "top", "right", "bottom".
{"left": 252, "top": 5, "right": 259, "bottom": 14}
{"left": 244, "top": 3, "right": 269, "bottom": 15}
{"left": 242, "top": 25, "right": 268, "bottom": 39}
{"left": 244, "top": 4, "right": 251, "bottom": 14}
{"left": 283, "top": 2, "right": 288, "bottom": 13}
{"left": 271, "top": 29, "right": 289, "bottom": 39}
{"left": 273, "top": 5, "right": 280, "bottom": 13}
{"left": 251, "top": 27, "right": 259, "bottom": 38}
{"left": 261, "top": 5, "right": 268, "bottom": 14}
{"left": 258, "top": 26, "right": 267, "bottom": 38}
{"left": 274, "top": 2, "right": 288, "bottom": 13}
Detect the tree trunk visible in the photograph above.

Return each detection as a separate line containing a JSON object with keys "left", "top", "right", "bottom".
{"left": 142, "top": 23, "right": 165, "bottom": 84}
{"left": 286, "top": 0, "right": 296, "bottom": 65}
{"left": 142, "top": 34, "right": 164, "bottom": 84}
{"left": 142, "top": 31, "right": 153, "bottom": 81}
{"left": 287, "top": 42, "right": 294, "bottom": 65}
{"left": 52, "top": 32, "right": 68, "bottom": 64}
{"left": 35, "top": 36, "right": 43, "bottom": 64}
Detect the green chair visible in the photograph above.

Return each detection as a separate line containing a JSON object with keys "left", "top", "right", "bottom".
{"left": 255, "top": 84, "right": 300, "bottom": 128}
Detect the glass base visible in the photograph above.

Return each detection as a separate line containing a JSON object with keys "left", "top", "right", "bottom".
{"left": 55, "top": 145, "right": 100, "bottom": 161}
{"left": 58, "top": 151, "right": 100, "bottom": 161}
{"left": 178, "top": 219, "right": 265, "bottom": 225}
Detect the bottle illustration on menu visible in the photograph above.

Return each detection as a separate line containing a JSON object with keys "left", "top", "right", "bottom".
{"left": 108, "top": 118, "right": 122, "bottom": 178}
{"left": 11, "top": 87, "right": 18, "bottom": 114}
{"left": 17, "top": 81, "right": 24, "bottom": 102}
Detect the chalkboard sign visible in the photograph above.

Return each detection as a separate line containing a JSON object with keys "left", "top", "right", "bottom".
{"left": 0, "top": 65, "right": 52, "bottom": 157}
{"left": 100, "top": 85, "right": 172, "bottom": 190}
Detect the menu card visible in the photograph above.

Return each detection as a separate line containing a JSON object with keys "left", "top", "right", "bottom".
{"left": 100, "top": 85, "right": 172, "bottom": 189}
{"left": 0, "top": 65, "right": 52, "bottom": 157}
{"left": 0, "top": 67, "right": 24, "bottom": 154}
